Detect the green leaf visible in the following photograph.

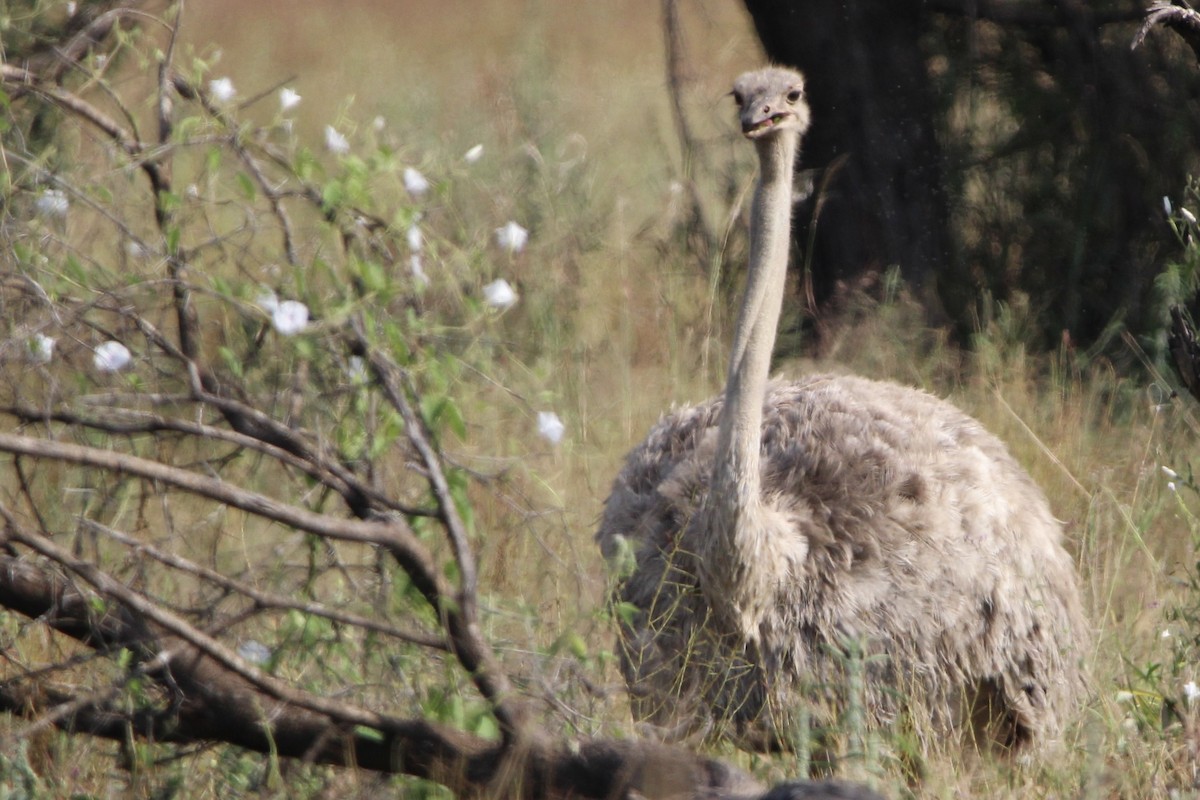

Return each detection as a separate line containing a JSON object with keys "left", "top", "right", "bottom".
{"left": 369, "top": 411, "right": 404, "bottom": 459}
{"left": 565, "top": 631, "right": 588, "bottom": 660}
{"left": 236, "top": 171, "right": 256, "bottom": 201}
{"left": 322, "top": 180, "right": 344, "bottom": 211}
{"left": 424, "top": 396, "right": 466, "bottom": 440}
{"left": 295, "top": 336, "right": 316, "bottom": 360}
{"left": 165, "top": 225, "right": 181, "bottom": 255}
{"left": 615, "top": 601, "right": 640, "bottom": 627}
{"left": 472, "top": 714, "right": 500, "bottom": 741}
{"left": 354, "top": 725, "right": 385, "bottom": 743}
{"left": 206, "top": 145, "right": 222, "bottom": 174}
{"left": 174, "top": 115, "right": 203, "bottom": 141}
{"left": 355, "top": 257, "right": 388, "bottom": 294}
{"left": 218, "top": 346, "right": 243, "bottom": 378}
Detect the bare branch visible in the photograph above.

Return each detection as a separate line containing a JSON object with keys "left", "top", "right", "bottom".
{"left": 81, "top": 517, "right": 448, "bottom": 650}
{"left": 0, "top": 431, "right": 404, "bottom": 549}
{"left": 0, "top": 554, "right": 784, "bottom": 798}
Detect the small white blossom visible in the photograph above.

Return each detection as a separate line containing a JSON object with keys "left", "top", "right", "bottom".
{"left": 1169, "top": 481, "right": 1178, "bottom": 493}
{"left": 372, "top": 115, "right": 386, "bottom": 132}
{"left": 1185, "top": 681, "right": 1200, "bottom": 704}
{"left": 1163, "top": 465, "right": 1179, "bottom": 479}
{"left": 27, "top": 334, "right": 55, "bottom": 364}
{"left": 1184, "top": 208, "right": 1198, "bottom": 225}
{"left": 1164, "top": 196, "right": 1174, "bottom": 215}
{"left": 324, "top": 125, "right": 350, "bottom": 155}
{"left": 483, "top": 279, "right": 517, "bottom": 310}
{"left": 1163, "top": 629, "right": 1173, "bottom": 639}
{"left": 93, "top": 341, "right": 131, "bottom": 372}
{"left": 237, "top": 640, "right": 272, "bottom": 665}
{"left": 346, "top": 356, "right": 368, "bottom": 383}
{"left": 494, "top": 221, "right": 528, "bottom": 254}
{"left": 209, "top": 77, "right": 236, "bottom": 104}
{"left": 35, "top": 189, "right": 69, "bottom": 218}
{"left": 271, "top": 300, "right": 310, "bottom": 335}
{"left": 410, "top": 254, "right": 429, "bottom": 287}
{"left": 279, "top": 87, "right": 301, "bottom": 112}
{"left": 537, "top": 411, "right": 565, "bottom": 445}
{"left": 1114, "top": 690, "right": 1134, "bottom": 704}
{"left": 403, "top": 167, "right": 430, "bottom": 198}
{"left": 463, "top": 144, "right": 484, "bottom": 164}
{"left": 407, "top": 223, "right": 423, "bottom": 253}
{"left": 127, "top": 241, "right": 152, "bottom": 260}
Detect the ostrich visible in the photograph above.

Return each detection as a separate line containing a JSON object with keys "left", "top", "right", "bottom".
{"left": 597, "top": 67, "right": 1088, "bottom": 755}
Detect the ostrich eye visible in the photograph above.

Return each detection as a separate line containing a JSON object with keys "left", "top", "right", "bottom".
{"left": 786, "top": 88, "right": 803, "bottom": 104}
{"left": 732, "top": 90, "right": 744, "bottom": 107}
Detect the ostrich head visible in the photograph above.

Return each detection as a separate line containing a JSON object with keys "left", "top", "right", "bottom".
{"left": 732, "top": 67, "right": 811, "bottom": 140}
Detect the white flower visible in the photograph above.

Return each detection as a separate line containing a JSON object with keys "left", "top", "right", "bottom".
{"left": 1164, "top": 196, "right": 1174, "bottom": 215}
{"left": 35, "top": 189, "right": 69, "bottom": 218}
{"left": 209, "top": 77, "right": 236, "bottom": 104}
{"left": 324, "top": 125, "right": 350, "bottom": 155}
{"left": 1114, "top": 690, "right": 1134, "bottom": 704}
{"left": 410, "top": 254, "right": 429, "bottom": 287}
{"left": 27, "top": 334, "right": 55, "bottom": 364}
{"left": 537, "top": 411, "right": 565, "bottom": 444}
{"left": 1163, "top": 465, "right": 1179, "bottom": 479}
{"left": 1163, "top": 629, "right": 1173, "bottom": 639}
{"left": 372, "top": 115, "right": 386, "bottom": 132}
{"left": 483, "top": 279, "right": 517, "bottom": 310}
{"left": 279, "top": 87, "right": 301, "bottom": 112}
{"left": 1185, "top": 681, "right": 1200, "bottom": 704}
{"left": 1184, "top": 208, "right": 1198, "bottom": 225}
{"left": 271, "top": 300, "right": 309, "bottom": 335}
{"left": 403, "top": 167, "right": 430, "bottom": 198}
{"left": 463, "top": 144, "right": 484, "bottom": 164}
{"left": 494, "top": 221, "right": 528, "bottom": 254}
{"left": 346, "top": 356, "right": 368, "bottom": 383}
{"left": 237, "top": 639, "right": 272, "bottom": 665}
{"left": 93, "top": 341, "right": 131, "bottom": 372}
{"left": 1169, "top": 481, "right": 1178, "bottom": 493}
{"left": 407, "top": 223, "right": 423, "bottom": 253}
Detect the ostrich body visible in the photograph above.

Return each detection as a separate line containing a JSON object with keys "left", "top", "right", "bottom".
{"left": 597, "top": 67, "right": 1088, "bottom": 752}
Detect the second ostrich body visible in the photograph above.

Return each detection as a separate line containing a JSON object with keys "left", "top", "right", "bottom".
{"left": 597, "top": 68, "right": 1088, "bottom": 753}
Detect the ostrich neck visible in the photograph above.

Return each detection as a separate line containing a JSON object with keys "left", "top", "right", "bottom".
{"left": 711, "top": 130, "right": 798, "bottom": 518}
{"left": 697, "top": 129, "right": 799, "bottom": 640}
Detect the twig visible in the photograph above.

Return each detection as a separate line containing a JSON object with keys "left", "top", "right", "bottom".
{"left": 80, "top": 518, "right": 448, "bottom": 650}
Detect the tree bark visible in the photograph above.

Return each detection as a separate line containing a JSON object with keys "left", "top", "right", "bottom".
{"left": 740, "top": 0, "right": 953, "bottom": 318}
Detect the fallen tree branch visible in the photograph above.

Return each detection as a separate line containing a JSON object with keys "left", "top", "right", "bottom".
{"left": 0, "top": 554, "right": 786, "bottom": 799}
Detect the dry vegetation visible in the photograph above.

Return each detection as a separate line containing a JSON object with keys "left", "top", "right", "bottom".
{"left": 3, "top": 2, "right": 1200, "bottom": 798}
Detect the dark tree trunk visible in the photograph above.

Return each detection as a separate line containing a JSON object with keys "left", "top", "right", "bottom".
{"left": 741, "top": 0, "right": 955, "bottom": 319}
